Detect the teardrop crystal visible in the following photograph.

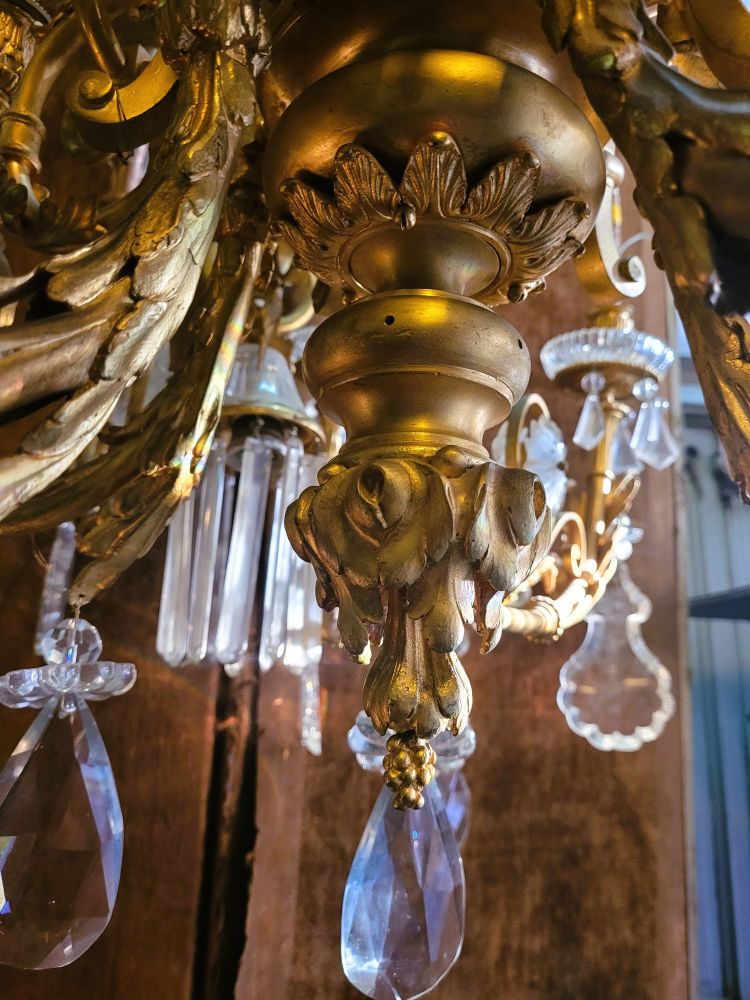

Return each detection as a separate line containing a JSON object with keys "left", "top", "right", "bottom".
{"left": 0, "top": 698, "right": 123, "bottom": 969}
{"left": 341, "top": 783, "right": 465, "bottom": 1000}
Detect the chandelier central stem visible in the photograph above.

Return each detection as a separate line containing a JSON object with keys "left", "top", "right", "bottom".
{"left": 257, "top": 6, "right": 606, "bottom": 803}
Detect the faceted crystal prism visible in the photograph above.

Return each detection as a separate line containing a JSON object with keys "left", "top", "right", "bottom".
{"left": 341, "top": 783, "right": 465, "bottom": 1000}
{"left": 0, "top": 698, "right": 123, "bottom": 969}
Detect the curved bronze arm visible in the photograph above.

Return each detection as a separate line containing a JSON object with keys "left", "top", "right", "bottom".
{"left": 72, "top": 0, "right": 128, "bottom": 84}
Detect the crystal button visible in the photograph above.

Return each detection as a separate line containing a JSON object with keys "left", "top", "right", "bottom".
{"left": 40, "top": 619, "right": 103, "bottom": 667}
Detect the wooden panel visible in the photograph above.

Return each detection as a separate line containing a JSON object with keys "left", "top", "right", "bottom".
{"left": 0, "top": 535, "right": 220, "bottom": 1000}
{"left": 237, "top": 233, "right": 691, "bottom": 996}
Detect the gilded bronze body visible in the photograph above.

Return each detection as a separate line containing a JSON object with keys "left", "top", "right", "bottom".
{"left": 264, "top": 1, "right": 606, "bottom": 770}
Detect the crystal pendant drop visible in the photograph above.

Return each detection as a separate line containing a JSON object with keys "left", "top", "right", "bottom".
{"left": 0, "top": 697, "right": 123, "bottom": 969}
{"left": 631, "top": 377, "right": 680, "bottom": 471}
{"left": 633, "top": 400, "right": 680, "bottom": 470}
{"left": 437, "top": 771, "right": 471, "bottom": 850}
{"left": 610, "top": 411, "right": 643, "bottom": 475}
{"left": 572, "top": 372, "right": 606, "bottom": 450}
{"left": 557, "top": 568, "right": 675, "bottom": 751}
{"left": 341, "top": 782, "right": 465, "bottom": 1000}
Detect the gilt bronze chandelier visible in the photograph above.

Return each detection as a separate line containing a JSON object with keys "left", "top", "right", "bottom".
{"left": 0, "top": 0, "right": 745, "bottom": 995}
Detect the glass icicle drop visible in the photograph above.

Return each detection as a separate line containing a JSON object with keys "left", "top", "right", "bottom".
{"left": 156, "top": 491, "right": 195, "bottom": 667}
{"left": 284, "top": 453, "right": 325, "bottom": 678}
{"left": 258, "top": 432, "right": 304, "bottom": 672}
{"left": 214, "top": 435, "right": 273, "bottom": 665}
{"left": 299, "top": 658, "right": 323, "bottom": 757}
{"left": 34, "top": 522, "right": 76, "bottom": 655}
{"left": 341, "top": 782, "right": 465, "bottom": 1000}
{"left": 186, "top": 438, "right": 228, "bottom": 663}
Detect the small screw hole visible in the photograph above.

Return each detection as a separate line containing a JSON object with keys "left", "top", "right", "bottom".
{"left": 384, "top": 315, "right": 395, "bottom": 325}
{"left": 517, "top": 339, "right": 523, "bottom": 350}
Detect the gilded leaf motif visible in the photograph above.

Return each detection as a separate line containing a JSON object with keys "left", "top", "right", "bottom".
{"left": 333, "top": 145, "right": 400, "bottom": 224}
{"left": 463, "top": 150, "right": 540, "bottom": 232}
{"left": 400, "top": 134, "right": 467, "bottom": 217}
{"left": 0, "top": 55, "right": 246, "bottom": 524}
{"left": 363, "top": 594, "right": 473, "bottom": 738}
{"left": 287, "top": 450, "right": 552, "bottom": 735}
{"left": 277, "top": 131, "right": 588, "bottom": 304}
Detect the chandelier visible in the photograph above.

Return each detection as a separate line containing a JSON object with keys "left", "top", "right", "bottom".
{"left": 0, "top": 0, "right": 746, "bottom": 995}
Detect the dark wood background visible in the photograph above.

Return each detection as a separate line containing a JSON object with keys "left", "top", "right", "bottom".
{"left": 0, "top": 219, "right": 692, "bottom": 996}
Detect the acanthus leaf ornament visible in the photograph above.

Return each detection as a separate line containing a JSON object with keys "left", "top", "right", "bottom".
{"left": 287, "top": 448, "right": 552, "bottom": 740}
{"left": 277, "top": 133, "right": 589, "bottom": 305}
